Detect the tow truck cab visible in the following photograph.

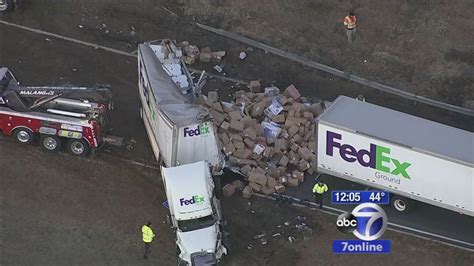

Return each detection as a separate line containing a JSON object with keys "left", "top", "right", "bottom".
{"left": 161, "top": 161, "right": 227, "bottom": 265}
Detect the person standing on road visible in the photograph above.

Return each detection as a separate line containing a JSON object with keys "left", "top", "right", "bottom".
{"left": 313, "top": 181, "right": 329, "bottom": 209}
{"left": 142, "top": 221, "right": 155, "bottom": 259}
{"left": 343, "top": 11, "right": 357, "bottom": 43}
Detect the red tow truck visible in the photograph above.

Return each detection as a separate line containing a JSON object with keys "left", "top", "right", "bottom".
{"left": 0, "top": 67, "right": 119, "bottom": 155}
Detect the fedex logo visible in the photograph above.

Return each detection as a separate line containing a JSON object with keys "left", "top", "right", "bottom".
{"left": 180, "top": 195, "right": 205, "bottom": 206}
{"left": 326, "top": 131, "right": 412, "bottom": 179}
{"left": 184, "top": 124, "right": 209, "bottom": 137}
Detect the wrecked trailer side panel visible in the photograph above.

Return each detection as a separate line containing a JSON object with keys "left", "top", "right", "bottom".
{"left": 138, "top": 43, "right": 222, "bottom": 168}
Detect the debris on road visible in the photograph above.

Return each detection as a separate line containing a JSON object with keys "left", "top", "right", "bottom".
{"left": 204, "top": 84, "right": 328, "bottom": 198}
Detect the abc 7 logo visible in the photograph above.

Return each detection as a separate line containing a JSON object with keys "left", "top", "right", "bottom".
{"left": 336, "top": 203, "right": 388, "bottom": 241}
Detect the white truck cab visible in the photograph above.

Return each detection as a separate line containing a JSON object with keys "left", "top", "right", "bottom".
{"left": 161, "top": 161, "right": 227, "bottom": 265}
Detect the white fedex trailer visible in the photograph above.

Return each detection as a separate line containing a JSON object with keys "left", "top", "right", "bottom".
{"left": 316, "top": 96, "right": 473, "bottom": 216}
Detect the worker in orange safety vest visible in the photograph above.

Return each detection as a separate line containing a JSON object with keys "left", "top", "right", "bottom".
{"left": 344, "top": 11, "right": 357, "bottom": 43}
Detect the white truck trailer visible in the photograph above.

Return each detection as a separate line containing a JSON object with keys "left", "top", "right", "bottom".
{"left": 316, "top": 96, "right": 473, "bottom": 216}
{"left": 137, "top": 41, "right": 222, "bottom": 171}
{"left": 137, "top": 41, "right": 227, "bottom": 264}
{"left": 161, "top": 161, "right": 227, "bottom": 265}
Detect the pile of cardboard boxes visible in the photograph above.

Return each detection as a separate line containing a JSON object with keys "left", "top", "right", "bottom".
{"left": 206, "top": 82, "right": 328, "bottom": 198}
{"left": 176, "top": 41, "right": 226, "bottom": 65}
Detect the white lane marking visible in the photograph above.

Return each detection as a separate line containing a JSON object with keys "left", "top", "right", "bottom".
{"left": 253, "top": 193, "right": 474, "bottom": 251}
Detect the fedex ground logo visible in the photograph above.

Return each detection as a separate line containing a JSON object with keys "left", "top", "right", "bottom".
{"left": 180, "top": 195, "right": 205, "bottom": 206}
{"left": 184, "top": 124, "right": 210, "bottom": 137}
{"left": 326, "top": 131, "right": 412, "bottom": 179}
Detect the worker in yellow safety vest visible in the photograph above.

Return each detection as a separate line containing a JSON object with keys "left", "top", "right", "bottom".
{"left": 142, "top": 221, "right": 155, "bottom": 259}
{"left": 343, "top": 11, "right": 357, "bottom": 43}
{"left": 313, "top": 181, "right": 329, "bottom": 209}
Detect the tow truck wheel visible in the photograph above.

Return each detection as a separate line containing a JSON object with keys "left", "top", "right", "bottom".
{"left": 12, "top": 128, "right": 34, "bottom": 144}
{"left": 0, "top": 0, "right": 13, "bottom": 13}
{"left": 67, "top": 139, "right": 89, "bottom": 156}
{"left": 40, "top": 135, "right": 61, "bottom": 152}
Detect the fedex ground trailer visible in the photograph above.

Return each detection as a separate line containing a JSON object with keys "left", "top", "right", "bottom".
{"left": 137, "top": 42, "right": 222, "bottom": 170}
{"left": 316, "top": 96, "right": 473, "bottom": 216}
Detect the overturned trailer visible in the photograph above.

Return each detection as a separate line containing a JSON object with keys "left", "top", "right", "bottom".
{"left": 137, "top": 41, "right": 223, "bottom": 171}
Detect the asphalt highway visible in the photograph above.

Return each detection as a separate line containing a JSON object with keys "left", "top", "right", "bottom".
{"left": 284, "top": 174, "right": 474, "bottom": 250}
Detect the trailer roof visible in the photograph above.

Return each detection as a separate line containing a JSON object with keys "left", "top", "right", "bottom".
{"left": 318, "top": 96, "right": 474, "bottom": 165}
{"left": 138, "top": 43, "right": 207, "bottom": 127}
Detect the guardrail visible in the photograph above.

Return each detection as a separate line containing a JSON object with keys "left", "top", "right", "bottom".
{"left": 196, "top": 23, "right": 474, "bottom": 117}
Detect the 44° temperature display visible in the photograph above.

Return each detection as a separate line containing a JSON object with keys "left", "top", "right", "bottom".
{"left": 331, "top": 191, "right": 390, "bottom": 204}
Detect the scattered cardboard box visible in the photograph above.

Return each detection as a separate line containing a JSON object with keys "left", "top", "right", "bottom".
{"left": 222, "top": 183, "right": 236, "bottom": 197}
{"left": 242, "top": 186, "right": 253, "bottom": 198}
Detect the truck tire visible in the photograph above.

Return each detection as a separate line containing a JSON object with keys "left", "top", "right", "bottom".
{"left": 12, "top": 128, "right": 34, "bottom": 144}
{"left": 40, "top": 135, "right": 61, "bottom": 152}
{"left": 0, "top": 0, "right": 13, "bottom": 13}
{"left": 214, "top": 176, "right": 222, "bottom": 199}
{"left": 391, "top": 195, "right": 414, "bottom": 213}
{"left": 67, "top": 139, "right": 90, "bottom": 156}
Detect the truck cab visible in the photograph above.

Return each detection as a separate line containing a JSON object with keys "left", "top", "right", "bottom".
{"left": 161, "top": 161, "right": 227, "bottom": 265}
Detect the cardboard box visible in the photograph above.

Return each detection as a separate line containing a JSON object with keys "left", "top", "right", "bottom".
{"left": 210, "top": 110, "right": 225, "bottom": 125}
{"left": 220, "top": 121, "right": 230, "bottom": 130}
{"left": 308, "top": 141, "right": 316, "bottom": 152}
{"left": 233, "top": 141, "right": 245, "bottom": 149}
{"left": 249, "top": 80, "right": 262, "bottom": 93}
{"left": 271, "top": 114, "right": 286, "bottom": 123}
{"left": 212, "top": 102, "right": 223, "bottom": 112}
{"left": 275, "top": 185, "right": 286, "bottom": 193}
{"left": 223, "top": 142, "right": 236, "bottom": 155}
{"left": 228, "top": 110, "right": 243, "bottom": 120}
{"left": 250, "top": 101, "right": 267, "bottom": 117}
{"left": 249, "top": 182, "right": 262, "bottom": 192}
{"left": 230, "top": 119, "right": 244, "bottom": 131}
{"left": 292, "top": 170, "right": 305, "bottom": 183}
{"left": 267, "top": 176, "right": 278, "bottom": 188}
{"left": 228, "top": 156, "right": 258, "bottom": 166}
{"left": 243, "top": 127, "right": 257, "bottom": 140}
{"left": 222, "top": 183, "right": 236, "bottom": 197}
{"left": 274, "top": 139, "right": 288, "bottom": 152}
{"left": 245, "top": 138, "right": 256, "bottom": 149}
{"left": 291, "top": 103, "right": 306, "bottom": 112}
{"left": 199, "top": 52, "right": 212, "bottom": 62}
{"left": 293, "top": 134, "right": 302, "bottom": 143}
{"left": 263, "top": 147, "right": 274, "bottom": 158}
{"left": 298, "top": 147, "right": 314, "bottom": 161}
{"left": 283, "top": 84, "right": 301, "bottom": 100}
{"left": 287, "top": 178, "right": 300, "bottom": 187}
{"left": 248, "top": 172, "right": 267, "bottom": 186}
{"left": 233, "top": 149, "right": 252, "bottom": 159}
{"left": 219, "top": 133, "right": 231, "bottom": 145}
{"left": 260, "top": 186, "right": 275, "bottom": 195}
{"left": 279, "top": 155, "right": 289, "bottom": 166}
{"left": 288, "top": 125, "right": 299, "bottom": 136}
{"left": 241, "top": 165, "right": 253, "bottom": 176}
{"left": 303, "top": 111, "right": 314, "bottom": 119}
{"left": 242, "top": 186, "right": 253, "bottom": 198}
{"left": 211, "top": 51, "right": 226, "bottom": 62}
{"left": 232, "top": 180, "right": 245, "bottom": 191}
{"left": 229, "top": 134, "right": 243, "bottom": 142}
{"left": 279, "top": 96, "right": 290, "bottom": 105}
{"left": 298, "top": 159, "right": 311, "bottom": 171}
{"left": 309, "top": 102, "right": 324, "bottom": 116}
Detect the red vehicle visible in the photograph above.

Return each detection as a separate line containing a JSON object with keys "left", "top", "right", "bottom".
{"left": 0, "top": 67, "right": 116, "bottom": 155}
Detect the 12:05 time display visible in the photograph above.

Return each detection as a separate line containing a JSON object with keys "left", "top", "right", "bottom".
{"left": 331, "top": 191, "right": 389, "bottom": 204}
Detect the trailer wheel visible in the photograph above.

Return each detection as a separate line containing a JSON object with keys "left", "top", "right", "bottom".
{"left": 0, "top": 0, "right": 13, "bottom": 13}
{"left": 40, "top": 135, "right": 61, "bottom": 152}
{"left": 67, "top": 139, "right": 90, "bottom": 156}
{"left": 391, "top": 195, "right": 414, "bottom": 213}
{"left": 12, "top": 128, "right": 34, "bottom": 144}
